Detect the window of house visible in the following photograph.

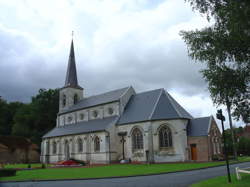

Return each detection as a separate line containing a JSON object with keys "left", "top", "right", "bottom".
{"left": 78, "top": 138, "right": 83, "bottom": 152}
{"left": 74, "top": 94, "right": 78, "bottom": 104}
{"left": 94, "top": 136, "right": 100, "bottom": 152}
{"left": 93, "top": 110, "right": 98, "bottom": 118}
{"left": 80, "top": 113, "right": 84, "bottom": 120}
{"left": 53, "top": 142, "right": 57, "bottom": 154}
{"left": 159, "top": 126, "right": 172, "bottom": 148}
{"left": 108, "top": 107, "right": 114, "bottom": 115}
{"left": 132, "top": 128, "right": 143, "bottom": 151}
{"left": 63, "top": 95, "right": 66, "bottom": 107}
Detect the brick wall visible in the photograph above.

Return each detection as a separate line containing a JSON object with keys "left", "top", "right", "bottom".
{"left": 187, "top": 136, "right": 211, "bottom": 161}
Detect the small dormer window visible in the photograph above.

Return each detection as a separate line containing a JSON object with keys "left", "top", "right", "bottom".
{"left": 80, "top": 113, "right": 84, "bottom": 120}
{"left": 74, "top": 94, "right": 78, "bottom": 104}
{"left": 93, "top": 110, "right": 98, "bottom": 118}
{"left": 63, "top": 95, "right": 66, "bottom": 107}
{"left": 108, "top": 107, "right": 114, "bottom": 115}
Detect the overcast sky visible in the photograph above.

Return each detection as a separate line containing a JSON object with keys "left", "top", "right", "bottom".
{"left": 0, "top": 0, "right": 244, "bottom": 128}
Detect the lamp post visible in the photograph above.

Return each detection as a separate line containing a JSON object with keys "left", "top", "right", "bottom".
{"left": 216, "top": 109, "right": 231, "bottom": 183}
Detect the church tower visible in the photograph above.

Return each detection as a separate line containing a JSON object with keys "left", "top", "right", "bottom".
{"left": 59, "top": 39, "right": 83, "bottom": 112}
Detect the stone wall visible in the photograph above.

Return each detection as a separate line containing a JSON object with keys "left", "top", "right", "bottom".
{"left": 41, "top": 131, "right": 111, "bottom": 164}
{"left": 117, "top": 119, "right": 188, "bottom": 163}
{"left": 187, "top": 136, "right": 210, "bottom": 161}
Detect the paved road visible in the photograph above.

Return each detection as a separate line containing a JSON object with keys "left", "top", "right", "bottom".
{"left": 1, "top": 162, "right": 250, "bottom": 187}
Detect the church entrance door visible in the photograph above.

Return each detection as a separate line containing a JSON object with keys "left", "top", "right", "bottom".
{"left": 190, "top": 144, "right": 197, "bottom": 160}
{"left": 65, "top": 141, "right": 70, "bottom": 160}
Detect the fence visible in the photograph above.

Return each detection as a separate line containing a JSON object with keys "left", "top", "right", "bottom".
{"left": 235, "top": 167, "right": 250, "bottom": 180}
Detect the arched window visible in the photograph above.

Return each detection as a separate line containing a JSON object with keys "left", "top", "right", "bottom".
{"left": 74, "top": 94, "right": 78, "bottom": 104}
{"left": 159, "top": 126, "right": 172, "bottom": 148}
{"left": 94, "top": 136, "right": 100, "bottom": 152}
{"left": 63, "top": 94, "right": 66, "bottom": 107}
{"left": 53, "top": 141, "right": 57, "bottom": 154}
{"left": 132, "top": 128, "right": 143, "bottom": 151}
{"left": 78, "top": 138, "right": 83, "bottom": 152}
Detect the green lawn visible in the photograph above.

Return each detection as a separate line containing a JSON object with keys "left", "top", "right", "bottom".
{"left": 192, "top": 174, "right": 250, "bottom": 187}
{"left": 1, "top": 157, "right": 250, "bottom": 182}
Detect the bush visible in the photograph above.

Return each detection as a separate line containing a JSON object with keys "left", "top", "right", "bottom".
{"left": 0, "top": 169, "right": 17, "bottom": 177}
{"left": 27, "top": 164, "right": 31, "bottom": 169}
{"left": 41, "top": 163, "right": 46, "bottom": 169}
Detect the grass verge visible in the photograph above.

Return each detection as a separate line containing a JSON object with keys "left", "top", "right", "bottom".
{"left": 192, "top": 174, "right": 250, "bottom": 187}
{"left": 1, "top": 157, "right": 250, "bottom": 182}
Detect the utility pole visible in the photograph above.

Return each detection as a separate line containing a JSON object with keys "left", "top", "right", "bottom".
{"left": 217, "top": 109, "right": 231, "bottom": 183}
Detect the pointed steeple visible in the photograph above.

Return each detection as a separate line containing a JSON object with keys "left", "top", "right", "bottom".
{"left": 64, "top": 39, "right": 83, "bottom": 90}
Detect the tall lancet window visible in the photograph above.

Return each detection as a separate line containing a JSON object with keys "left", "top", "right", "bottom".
{"left": 74, "top": 94, "right": 78, "bottom": 104}
{"left": 132, "top": 128, "right": 143, "bottom": 151}
{"left": 94, "top": 136, "right": 100, "bottom": 152}
{"left": 159, "top": 126, "right": 172, "bottom": 148}
{"left": 63, "top": 95, "right": 66, "bottom": 107}
{"left": 77, "top": 138, "right": 83, "bottom": 152}
{"left": 52, "top": 141, "right": 57, "bottom": 154}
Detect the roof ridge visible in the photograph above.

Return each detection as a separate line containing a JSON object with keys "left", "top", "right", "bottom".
{"left": 81, "top": 86, "right": 130, "bottom": 100}
{"left": 165, "top": 92, "right": 182, "bottom": 118}
{"left": 193, "top": 116, "right": 211, "bottom": 120}
{"left": 148, "top": 88, "right": 164, "bottom": 120}
{"left": 119, "top": 86, "right": 133, "bottom": 99}
{"left": 207, "top": 115, "right": 213, "bottom": 134}
{"left": 136, "top": 88, "right": 164, "bottom": 95}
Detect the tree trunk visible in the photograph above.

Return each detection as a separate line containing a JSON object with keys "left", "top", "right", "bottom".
{"left": 226, "top": 100, "right": 238, "bottom": 160}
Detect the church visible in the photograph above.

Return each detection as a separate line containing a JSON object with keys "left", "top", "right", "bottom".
{"left": 41, "top": 40, "right": 222, "bottom": 164}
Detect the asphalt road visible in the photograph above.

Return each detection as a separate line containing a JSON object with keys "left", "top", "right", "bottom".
{"left": 1, "top": 162, "right": 250, "bottom": 187}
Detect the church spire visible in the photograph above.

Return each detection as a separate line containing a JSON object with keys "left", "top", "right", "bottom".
{"left": 64, "top": 39, "right": 82, "bottom": 89}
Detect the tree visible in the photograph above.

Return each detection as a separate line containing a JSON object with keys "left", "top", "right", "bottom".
{"left": 11, "top": 88, "right": 59, "bottom": 145}
{"left": 180, "top": 0, "right": 250, "bottom": 120}
{"left": 180, "top": 0, "right": 250, "bottom": 159}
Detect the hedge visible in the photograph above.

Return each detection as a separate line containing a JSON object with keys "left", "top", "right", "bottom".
{"left": 0, "top": 169, "right": 17, "bottom": 177}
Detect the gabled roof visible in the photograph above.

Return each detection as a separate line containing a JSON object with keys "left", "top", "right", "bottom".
{"left": 117, "top": 88, "right": 193, "bottom": 125}
{"left": 43, "top": 116, "right": 118, "bottom": 138}
{"left": 187, "top": 116, "right": 212, "bottom": 136}
{"left": 59, "top": 87, "right": 130, "bottom": 114}
{"left": 63, "top": 40, "right": 82, "bottom": 90}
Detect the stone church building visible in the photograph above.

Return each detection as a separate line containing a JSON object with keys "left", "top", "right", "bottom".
{"left": 41, "top": 40, "right": 222, "bottom": 164}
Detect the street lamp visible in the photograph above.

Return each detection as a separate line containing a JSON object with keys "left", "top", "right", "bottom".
{"left": 216, "top": 109, "right": 231, "bottom": 183}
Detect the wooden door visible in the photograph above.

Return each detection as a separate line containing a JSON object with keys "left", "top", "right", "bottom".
{"left": 191, "top": 144, "right": 197, "bottom": 160}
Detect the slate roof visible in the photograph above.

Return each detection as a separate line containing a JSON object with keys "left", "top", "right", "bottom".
{"left": 43, "top": 116, "right": 118, "bottom": 138}
{"left": 117, "top": 89, "right": 193, "bottom": 125}
{"left": 187, "top": 116, "right": 212, "bottom": 136}
{"left": 63, "top": 39, "right": 83, "bottom": 90}
{"left": 59, "top": 87, "right": 130, "bottom": 114}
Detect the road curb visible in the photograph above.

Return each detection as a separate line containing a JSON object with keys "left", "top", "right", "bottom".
{"left": 0, "top": 161, "right": 249, "bottom": 183}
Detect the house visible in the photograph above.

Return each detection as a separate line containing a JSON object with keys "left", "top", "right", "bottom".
{"left": 0, "top": 136, "right": 40, "bottom": 163}
{"left": 40, "top": 40, "right": 222, "bottom": 164}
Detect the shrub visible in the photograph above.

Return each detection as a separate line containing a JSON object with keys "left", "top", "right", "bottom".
{"left": 27, "top": 164, "right": 31, "bottom": 169}
{"left": 0, "top": 169, "right": 17, "bottom": 177}
{"left": 41, "top": 163, "right": 46, "bottom": 169}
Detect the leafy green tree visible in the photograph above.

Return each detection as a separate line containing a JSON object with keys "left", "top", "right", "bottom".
{"left": 181, "top": 0, "right": 250, "bottom": 159}
{"left": 12, "top": 104, "right": 34, "bottom": 137}
{"left": 29, "top": 88, "right": 59, "bottom": 144}
{"left": 11, "top": 88, "right": 59, "bottom": 146}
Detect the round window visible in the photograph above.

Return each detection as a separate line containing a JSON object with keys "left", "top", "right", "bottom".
{"left": 93, "top": 110, "right": 98, "bottom": 118}
{"left": 108, "top": 107, "right": 114, "bottom": 115}
{"left": 68, "top": 116, "right": 72, "bottom": 122}
{"left": 80, "top": 113, "right": 84, "bottom": 120}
